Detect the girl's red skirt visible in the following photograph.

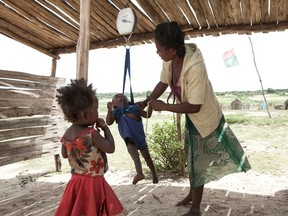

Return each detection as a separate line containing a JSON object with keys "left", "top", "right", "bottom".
{"left": 55, "top": 174, "right": 123, "bottom": 216}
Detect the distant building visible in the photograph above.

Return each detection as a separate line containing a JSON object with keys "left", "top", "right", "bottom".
{"left": 231, "top": 99, "right": 242, "bottom": 110}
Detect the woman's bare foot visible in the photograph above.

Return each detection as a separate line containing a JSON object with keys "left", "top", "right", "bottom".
{"left": 182, "top": 208, "right": 201, "bottom": 216}
{"left": 132, "top": 173, "right": 145, "bottom": 185}
{"left": 175, "top": 194, "right": 192, "bottom": 206}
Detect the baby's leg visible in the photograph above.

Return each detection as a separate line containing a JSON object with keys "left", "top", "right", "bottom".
{"left": 126, "top": 143, "right": 145, "bottom": 184}
{"left": 140, "top": 146, "right": 158, "bottom": 184}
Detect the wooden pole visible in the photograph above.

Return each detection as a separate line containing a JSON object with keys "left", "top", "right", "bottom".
{"left": 50, "top": 58, "right": 57, "bottom": 77}
{"left": 176, "top": 99, "right": 185, "bottom": 176}
{"left": 76, "top": 0, "right": 90, "bottom": 81}
{"left": 248, "top": 36, "right": 271, "bottom": 118}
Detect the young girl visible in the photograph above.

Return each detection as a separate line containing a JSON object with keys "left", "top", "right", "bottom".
{"left": 55, "top": 79, "right": 124, "bottom": 216}
{"left": 106, "top": 93, "right": 158, "bottom": 185}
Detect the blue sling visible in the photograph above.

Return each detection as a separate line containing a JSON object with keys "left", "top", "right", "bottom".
{"left": 116, "top": 48, "right": 147, "bottom": 150}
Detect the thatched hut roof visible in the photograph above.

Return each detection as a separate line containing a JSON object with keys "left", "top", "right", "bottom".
{"left": 1, "top": 0, "right": 288, "bottom": 59}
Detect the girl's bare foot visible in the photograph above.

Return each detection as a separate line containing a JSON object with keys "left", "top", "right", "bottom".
{"left": 175, "top": 195, "right": 192, "bottom": 206}
{"left": 132, "top": 173, "right": 145, "bottom": 185}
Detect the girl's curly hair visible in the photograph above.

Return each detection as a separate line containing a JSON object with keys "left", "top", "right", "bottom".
{"left": 56, "top": 78, "right": 96, "bottom": 123}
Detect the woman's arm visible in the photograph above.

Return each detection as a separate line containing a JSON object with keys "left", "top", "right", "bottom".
{"left": 142, "top": 81, "right": 168, "bottom": 108}
{"left": 140, "top": 103, "right": 153, "bottom": 118}
{"left": 149, "top": 99, "right": 201, "bottom": 114}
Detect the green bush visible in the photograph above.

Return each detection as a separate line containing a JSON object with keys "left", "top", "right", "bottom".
{"left": 267, "top": 88, "right": 276, "bottom": 93}
{"left": 147, "top": 120, "right": 185, "bottom": 173}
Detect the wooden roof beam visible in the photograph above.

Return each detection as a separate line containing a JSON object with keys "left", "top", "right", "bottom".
{"left": 0, "top": 27, "right": 60, "bottom": 59}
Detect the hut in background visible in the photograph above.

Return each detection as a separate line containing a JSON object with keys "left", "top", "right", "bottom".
{"left": 231, "top": 99, "right": 242, "bottom": 110}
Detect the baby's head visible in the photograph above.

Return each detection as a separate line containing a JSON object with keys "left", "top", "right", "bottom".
{"left": 56, "top": 78, "right": 98, "bottom": 123}
{"left": 112, "top": 93, "right": 129, "bottom": 108}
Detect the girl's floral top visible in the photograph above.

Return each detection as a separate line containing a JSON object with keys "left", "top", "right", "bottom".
{"left": 61, "top": 128, "right": 108, "bottom": 177}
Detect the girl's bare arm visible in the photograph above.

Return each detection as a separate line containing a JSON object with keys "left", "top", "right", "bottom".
{"left": 93, "top": 118, "right": 115, "bottom": 153}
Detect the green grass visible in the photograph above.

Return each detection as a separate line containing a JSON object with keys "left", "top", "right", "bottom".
{"left": 8, "top": 93, "right": 288, "bottom": 178}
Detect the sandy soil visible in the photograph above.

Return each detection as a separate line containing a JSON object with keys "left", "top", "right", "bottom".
{"left": 0, "top": 163, "right": 287, "bottom": 216}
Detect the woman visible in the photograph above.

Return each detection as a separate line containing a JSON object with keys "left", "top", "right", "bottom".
{"left": 142, "top": 21, "right": 251, "bottom": 216}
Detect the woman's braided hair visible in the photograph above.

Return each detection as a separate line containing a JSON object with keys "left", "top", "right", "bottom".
{"left": 56, "top": 78, "right": 96, "bottom": 123}
{"left": 154, "top": 21, "right": 185, "bottom": 58}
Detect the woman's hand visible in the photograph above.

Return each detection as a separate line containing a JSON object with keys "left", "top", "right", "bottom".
{"left": 149, "top": 99, "right": 167, "bottom": 111}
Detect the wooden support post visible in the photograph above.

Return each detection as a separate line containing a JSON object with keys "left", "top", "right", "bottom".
{"left": 50, "top": 58, "right": 57, "bottom": 77}
{"left": 54, "top": 154, "right": 62, "bottom": 172}
{"left": 76, "top": 0, "right": 90, "bottom": 81}
{"left": 176, "top": 99, "right": 185, "bottom": 176}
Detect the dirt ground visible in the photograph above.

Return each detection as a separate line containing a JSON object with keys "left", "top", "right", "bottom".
{"left": 0, "top": 110, "right": 287, "bottom": 216}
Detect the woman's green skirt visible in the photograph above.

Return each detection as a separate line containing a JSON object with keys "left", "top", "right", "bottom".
{"left": 184, "top": 114, "right": 251, "bottom": 188}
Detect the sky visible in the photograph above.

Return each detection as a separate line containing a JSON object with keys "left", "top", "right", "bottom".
{"left": 0, "top": 30, "right": 287, "bottom": 93}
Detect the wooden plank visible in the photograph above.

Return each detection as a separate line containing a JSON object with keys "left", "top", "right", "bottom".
{"left": 221, "top": 0, "right": 237, "bottom": 25}
{"left": 0, "top": 20, "right": 60, "bottom": 59}
{"left": 184, "top": 21, "right": 288, "bottom": 35}
{"left": 209, "top": 0, "right": 225, "bottom": 26}
{"left": 0, "top": 143, "right": 61, "bottom": 166}
{"left": 135, "top": 0, "right": 163, "bottom": 24}
{"left": 0, "top": 123, "right": 67, "bottom": 142}
{"left": 0, "top": 105, "right": 59, "bottom": 119}
{"left": 241, "top": 0, "right": 251, "bottom": 25}
{"left": 0, "top": 71, "right": 65, "bottom": 166}
{"left": 0, "top": 140, "right": 60, "bottom": 154}
{"left": 250, "top": 0, "right": 261, "bottom": 25}
{"left": 268, "top": 0, "right": 278, "bottom": 23}
{"left": 0, "top": 80, "right": 61, "bottom": 90}
{"left": 45, "top": 0, "right": 80, "bottom": 28}
{"left": 156, "top": 0, "right": 188, "bottom": 25}
{"left": 16, "top": 0, "right": 79, "bottom": 41}
{"left": 175, "top": 0, "right": 199, "bottom": 28}
{"left": 261, "top": 0, "right": 269, "bottom": 23}
{"left": 0, "top": 116, "right": 57, "bottom": 130}
{"left": 230, "top": 0, "right": 242, "bottom": 25}
{"left": 0, "top": 97, "right": 55, "bottom": 108}
{"left": 197, "top": 0, "right": 217, "bottom": 27}
{"left": 0, "top": 70, "right": 65, "bottom": 84}
{"left": 0, "top": 107, "right": 52, "bottom": 118}
{"left": 188, "top": 0, "right": 208, "bottom": 28}
{"left": 278, "top": 0, "right": 288, "bottom": 22}
{"left": 1, "top": 0, "right": 73, "bottom": 47}
{"left": 91, "top": 0, "right": 119, "bottom": 36}
{"left": 0, "top": 149, "right": 59, "bottom": 166}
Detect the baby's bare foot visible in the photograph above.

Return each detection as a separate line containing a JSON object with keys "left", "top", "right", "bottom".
{"left": 132, "top": 173, "right": 145, "bottom": 185}
{"left": 152, "top": 174, "right": 159, "bottom": 184}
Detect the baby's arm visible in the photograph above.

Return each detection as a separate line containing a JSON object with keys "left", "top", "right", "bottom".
{"left": 106, "top": 102, "right": 116, "bottom": 125}
{"left": 93, "top": 118, "right": 115, "bottom": 153}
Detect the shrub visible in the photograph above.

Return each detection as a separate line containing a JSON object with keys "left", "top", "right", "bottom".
{"left": 267, "top": 88, "right": 276, "bottom": 93}
{"left": 147, "top": 119, "right": 185, "bottom": 173}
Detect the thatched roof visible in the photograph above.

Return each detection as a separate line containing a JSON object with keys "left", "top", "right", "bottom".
{"left": 1, "top": 0, "right": 288, "bottom": 59}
